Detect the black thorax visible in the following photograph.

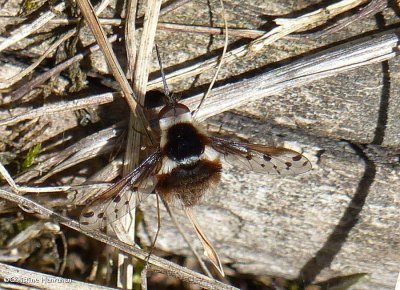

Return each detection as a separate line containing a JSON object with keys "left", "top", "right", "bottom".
{"left": 164, "top": 123, "right": 205, "bottom": 161}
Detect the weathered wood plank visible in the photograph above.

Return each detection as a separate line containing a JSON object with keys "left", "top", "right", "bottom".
{"left": 138, "top": 2, "right": 400, "bottom": 289}
{"left": 1, "top": 0, "right": 399, "bottom": 289}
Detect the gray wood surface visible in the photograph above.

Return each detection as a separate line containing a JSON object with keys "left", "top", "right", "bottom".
{"left": 0, "top": 0, "right": 399, "bottom": 289}
{"left": 137, "top": 1, "right": 400, "bottom": 290}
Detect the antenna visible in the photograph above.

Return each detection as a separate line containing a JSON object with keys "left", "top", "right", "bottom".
{"left": 193, "top": 0, "right": 228, "bottom": 118}
{"left": 155, "top": 44, "right": 173, "bottom": 105}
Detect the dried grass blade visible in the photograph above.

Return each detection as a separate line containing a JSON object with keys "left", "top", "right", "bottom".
{"left": 0, "top": 30, "right": 76, "bottom": 89}
{"left": 0, "top": 262, "right": 116, "bottom": 290}
{"left": 184, "top": 207, "right": 224, "bottom": 277}
{"left": 0, "top": 162, "right": 71, "bottom": 193}
{"left": 177, "top": 29, "right": 400, "bottom": 121}
{"left": 0, "top": 92, "right": 117, "bottom": 126}
{"left": 116, "top": 0, "right": 162, "bottom": 287}
{"left": 125, "top": 0, "right": 137, "bottom": 80}
{"left": 0, "top": 2, "right": 66, "bottom": 53}
{"left": 15, "top": 124, "right": 124, "bottom": 183}
{"left": 76, "top": 0, "right": 153, "bottom": 142}
{"left": 146, "top": 0, "right": 369, "bottom": 91}
{"left": 6, "top": 35, "right": 118, "bottom": 103}
{"left": 76, "top": 0, "right": 133, "bottom": 102}
{"left": 0, "top": 189, "right": 239, "bottom": 290}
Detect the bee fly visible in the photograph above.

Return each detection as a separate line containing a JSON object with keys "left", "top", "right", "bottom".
{"left": 80, "top": 47, "right": 312, "bottom": 276}
{"left": 156, "top": 102, "right": 222, "bottom": 208}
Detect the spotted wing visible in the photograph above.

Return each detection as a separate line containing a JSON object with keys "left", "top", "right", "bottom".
{"left": 80, "top": 149, "right": 161, "bottom": 231}
{"left": 210, "top": 137, "right": 311, "bottom": 175}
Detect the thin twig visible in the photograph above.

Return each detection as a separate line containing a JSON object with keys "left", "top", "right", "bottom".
{"left": 0, "top": 2, "right": 66, "bottom": 52}
{"left": 116, "top": 0, "right": 138, "bottom": 287}
{"left": 6, "top": 35, "right": 118, "bottom": 103}
{"left": 0, "top": 160, "right": 111, "bottom": 202}
{"left": 0, "top": 92, "right": 118, "bottom": 126}
{"left": 0, "top": 188, "right": 239, "bottom": 290}
{"left": 194, "top": 0, "right": 229, "bottom": 117}
{"left": 163, "top": 28, "right": 400, "bottom": 122}
{"left": 163, "top": 200, "right": 214, "bottom": 278}
{"left": 0, "top": 262, "right": 116, "bottom": 290}
{"left": 0, "top": 0, "right": 115, "bottom": 90}
{"left": 146, "top": 0, "right": 370, "bottom": 91}
{"left": 0, "top": 30, "right": 75, "bottom": 89}
{"left": 302, "top": 0, "right": 387, "bottom": 39}
{"left": 0, "top": 162, "right": 71, "bottom": 193}
{"left": 0, "top": 16, "right": 267, "bottom": 38}
{"left": 75, "top": 0, "right": 152, "bottom": 141}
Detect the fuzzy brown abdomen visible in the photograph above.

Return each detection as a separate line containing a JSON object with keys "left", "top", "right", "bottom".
{"left": 156, "top": 159, "right": 222, "bottom": 207}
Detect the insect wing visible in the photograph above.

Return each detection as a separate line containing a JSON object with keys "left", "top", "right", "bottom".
{"left": 210, "top": 137, "right": 311, "bottom": 175}
{"left": 80, "top": 150, "right": 161, "bottom": 230}
{"left": 80, "top": 177, "right": 132, "bottom": 230}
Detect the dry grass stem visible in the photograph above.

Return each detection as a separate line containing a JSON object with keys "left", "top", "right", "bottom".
{"left": 127, "top": 0, "right": 162, "bottom": 173}
{"left": 0, "top": 16, "right": 267, "bottom": 38}
{"left": 0, "top": 160, "right": 111, "bottom": 209}
{"left": 0, "top": 2, "right": 66, "bottom": 52}
{"left": 177, "top": 29, "right": 400, "bottom": 121}
{"left": 141, "top": 266, "right": 148, "bottom": 290}
{"left": 75, "top": 0, "right": 151, "bottom": 138}
{"left": 125, "top": 0, "right": 137, "bottom": 81}
{"left": 0, "top": 188, "right": 239, "bottom": 290}
{"left": 95, "top": 0, "right": 114, "bottom": 14}
{"left": 146, "top": 0, "right": 369, "bottom": 91}
{"left": 0, "top": 92, "right": 117, "bottom": 126}
{"left": 0, "top": 162, "right": 71, "bottom": 193}
{"left": 301, "top": 0, "right": 387, "bottom": 39}
{"left": 162, "top": 200, "right": 214, "bottom": 278}
{"left": 6, "top": 35, "right": 118, "bottom": 103}
{"left": 0, "top": 30, "right": 75, "bottom": 89}
{"left": 0, "top": 262, "right": 116, "bottom": 290}
{"left": 116, "top": 0, "right": 162, "bottom": 288}
{"left": 15, "top": 124, "right": 124, "bottom": 183}
{"left": 117, "top": 0, "right": 137, "bottom": 283}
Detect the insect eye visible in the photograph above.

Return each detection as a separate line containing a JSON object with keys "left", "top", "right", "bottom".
{"left": 158, "top": 103, "right": 191, "bottom": 119}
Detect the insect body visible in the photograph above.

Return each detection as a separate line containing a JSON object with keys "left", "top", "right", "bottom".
{"left": 79, "top": 44, "right": 311, "bottom": 278}
{"left": 156, "top": 103, "right": 222, "bottom": 208}
{"left": 79, "top": 95, "right": 312, "bottom": 276}
{"left": 80, "top": 101, "right": 312, "bottom": 230}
